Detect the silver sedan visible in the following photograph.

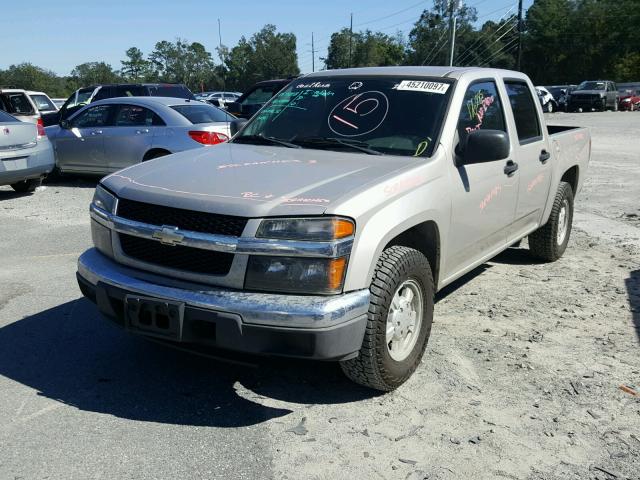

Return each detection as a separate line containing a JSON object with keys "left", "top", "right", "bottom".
{"left": 45, "top": 97, "right": 235, "bottom": 175}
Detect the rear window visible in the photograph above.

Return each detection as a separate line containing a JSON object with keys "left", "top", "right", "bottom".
{"left": 170, "top": 104, "right": 232, "bottom": 124}
{"left": 504, "top": 81, "right": 542, "bottom": 143}
{"left": 0, "top": 93, "right": 35, "bottom": 115}
{"left": 0, "top": 110, "right": 18, "bottom": 122}
{"left": 30, "top": 94, "right": 57, "bottom": 112}
{"left": 146, "top": 85, "right": 195, "bottom": 99}
{"left": 240, "top": 86, "right": 278, "bottom": 106}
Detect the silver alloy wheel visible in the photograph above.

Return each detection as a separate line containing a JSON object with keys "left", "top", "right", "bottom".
{"left": 557, "top": 198, "right": 570, "bottom": 245}
{"left": 386, "top": 279, "right": 423, "bottom": 362}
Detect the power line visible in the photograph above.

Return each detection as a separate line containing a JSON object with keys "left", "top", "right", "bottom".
{"left": 354, "top": 0, "right": 429, "bottom": 28}
{"left": 422, "top": 28, "right": 450, "bottom": 65}
{"left": 478, "top": 36, "right": 519, "bottom": 67}
{"left": 459, "top": 21, "right": 517, "bottom": 66}
{"left": 456, "top": 4, "right": 516, "bottom": 63}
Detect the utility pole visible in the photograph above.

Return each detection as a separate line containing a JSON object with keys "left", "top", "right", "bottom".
{"left": 448, "top": 0, "right": 458, "bottom": 66}
{"left": 218, "top": 18, "right": 225, "bottom": 90}
{"left": 349, "top": 13, "right": 353, "bottom": 68}
{"left": 312, "top": 32, "right": 315, "bottom": 72}
{"left": 516, "top": 0, "right": 523, "bottom": 71}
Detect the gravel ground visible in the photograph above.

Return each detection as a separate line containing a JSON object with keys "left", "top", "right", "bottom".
{"left": 0, "top": 112, "right": 638, "bottom": 479}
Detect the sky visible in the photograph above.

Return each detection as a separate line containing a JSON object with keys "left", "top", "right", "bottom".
{"left": 1, "top": 0, "right": 534, "bottom": 76}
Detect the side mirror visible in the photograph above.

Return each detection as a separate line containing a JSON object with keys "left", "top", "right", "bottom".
{"left": 456, "top": 130, "right": 510, "bottom": 166}
{"left": 229, "top": 119, "right": 248, "bottom": 137}
{"left": 60, "top": 119, "right": 71, "bottom": 129}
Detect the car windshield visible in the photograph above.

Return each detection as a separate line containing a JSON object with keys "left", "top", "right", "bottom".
{"left": 170, "top": 103, "right": 234, "bottom": 123}
{"left": 578, "top": 81, "right": 605, "bottom": 90}
{"left": 234, "top": 76, "right": 453, "bottom": 157}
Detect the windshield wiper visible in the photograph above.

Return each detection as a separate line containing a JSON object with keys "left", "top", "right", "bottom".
{"left": 233, "top": 134, "right": 300, "bottom": 149}
{"left": 293, "top": 136, "right": 383, "bottom": 155}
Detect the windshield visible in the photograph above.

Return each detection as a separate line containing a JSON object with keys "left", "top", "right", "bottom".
{"left": 578, "top": 81, "right": 605, "bottom": 91}
{"left": 235, "top": 76, "right": 453, "bottom": 157}
{"left": 146, "top": 85, "right": 195, "bottom": 99}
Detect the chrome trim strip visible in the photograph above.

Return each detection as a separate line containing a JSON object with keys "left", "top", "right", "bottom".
{"left": 78, "top": 248, "right": 370, "bottom": 328}
{"left": 90, "top": 204, "right": 353, "bottom": 258}
{"left": 0, "top": 141, "right": 37, "bottom": 152}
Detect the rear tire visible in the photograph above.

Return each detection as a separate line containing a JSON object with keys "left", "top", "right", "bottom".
{"left": 340, "top": 246, "right": 434, "bottom": 391}
{"left": 10, "top": 178, "right": 41, "bottom": 193}
{"left": 528, "top": 181, "right": 574, "bottom": 262}
{"left": 143, "top": 150, "right": 170, "bottom": 161}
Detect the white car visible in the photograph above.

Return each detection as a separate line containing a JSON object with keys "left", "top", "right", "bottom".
{"left": 536, "top": 86, "right": 558, "bottom": 113}
{"left": 0, "top": 88, "right": 41, "bottom": 124}
{"left": 27, "top": 91, "right": 59, "bottom": 114}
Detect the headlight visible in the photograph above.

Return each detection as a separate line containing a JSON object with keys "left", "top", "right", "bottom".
{"left": 245, "top": 256, "right": 347, "bottom": 294}
{"left": 622, "top": 98, "right": 631, "bottom": 102}
{"left": 256, "top": 217, "right": 354, "bottom": 241}
{"left": 92, "top": 184, "right": 117, "bottom": 213}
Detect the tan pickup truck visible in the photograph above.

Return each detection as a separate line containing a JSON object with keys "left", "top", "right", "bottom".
{"left": 77, "top": 66, "right": 590, "bottom": 390}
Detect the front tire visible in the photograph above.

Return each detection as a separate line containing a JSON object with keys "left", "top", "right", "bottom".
{"left": 340, "top": 246, "right": 434, "bottom": 391}
{"left": 528, "top": 181, "right": 574, "bottom": 262}
{"left": 546, "top": 101, "right": 554, "bottom": 113}
{"left": 10, "top": 178, "right": 41, "bottom": 193}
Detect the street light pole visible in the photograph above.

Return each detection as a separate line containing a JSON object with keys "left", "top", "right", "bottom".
{"left": 448, "top": 0, "right": 458, "bottom": 66}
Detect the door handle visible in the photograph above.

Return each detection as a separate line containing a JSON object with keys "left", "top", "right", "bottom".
{"left": 136, "top": 129, "right": 150, "bottom": 134}
{"left": 504, "top": 160, "right": 519, "bottom": 176}
{"left": 91, "top": 130, "right": 103, "bottom": 135}
{"left": 539, "top": 150, "right": 551, "bottom": 163}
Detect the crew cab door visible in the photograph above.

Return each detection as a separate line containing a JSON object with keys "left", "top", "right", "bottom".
{"left": 54, "top": 104, "right": 114, "bottom": 173}
{"left": 503, "top": 80, "right": 552, "bottom": 240}
{"left": 446, "top": 80, "right": 519, "bottom": 277}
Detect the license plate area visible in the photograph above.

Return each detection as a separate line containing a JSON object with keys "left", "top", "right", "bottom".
{"left": 125, "top": 295, "right": 184, "bottom": 340}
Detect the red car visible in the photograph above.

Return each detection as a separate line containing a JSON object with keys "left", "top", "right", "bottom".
{"left": 618, "top": 89, "right": 640, "bottom": 111}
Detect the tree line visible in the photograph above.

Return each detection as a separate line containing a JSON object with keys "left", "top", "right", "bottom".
{"left": 1, "top": 0, "right": 637, "bottom": 98}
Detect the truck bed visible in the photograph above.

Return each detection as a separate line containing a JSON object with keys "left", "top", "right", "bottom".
{"left": 547, "top": 124, "right": 590, "bottom": 195}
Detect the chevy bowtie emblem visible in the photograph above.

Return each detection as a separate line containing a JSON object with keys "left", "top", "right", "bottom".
{"left": 152, "top": 226, "right": 184, "bottom": 246}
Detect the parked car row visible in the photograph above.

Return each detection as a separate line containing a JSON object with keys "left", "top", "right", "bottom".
{"left": 536, "top": 80, "right": 639, "bottom": 113}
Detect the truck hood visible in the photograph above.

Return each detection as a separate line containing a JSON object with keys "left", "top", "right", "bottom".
{"left": 103, "top": 143, "right": 419, "bottom": 217}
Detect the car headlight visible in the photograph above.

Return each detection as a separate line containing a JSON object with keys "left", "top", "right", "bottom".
{"left": 248, "top": 217, "right": 354, "bottom": 294}
{"left": 245, "top": 256, "right": 347, "bottom": 294}
{"left": 256, "top": 217, "right": 354, "bottom": 241}
{"left": 92, "top": 184, "right": 117, "bottom": 213}
{"left": 622, "top": 98, "right": 631, "bottom": 102}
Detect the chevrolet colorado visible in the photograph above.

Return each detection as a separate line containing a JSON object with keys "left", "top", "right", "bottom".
{"left": 77, "top": 67, "right": 590, "bottom": 391}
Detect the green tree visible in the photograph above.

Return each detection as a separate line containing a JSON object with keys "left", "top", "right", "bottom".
{"left": 223, "top": 25, "right": 299, "bottom": 91}
{"left": 148, "top": 39, "right": 216, "bottom": 90}
{"left": 0, "top": 63, "right": 68, "bottom": 96}
{"left": 121, "top": 47, "right": 151, "bottom": 82}
{"left": 324, "top": 29, "right": 405, "bottom": 69}
{"left": 405, "top": 0, "right": 477, "bottom": 66}
{"left": 69, "top": 62, "right": 121, "bottom": 89}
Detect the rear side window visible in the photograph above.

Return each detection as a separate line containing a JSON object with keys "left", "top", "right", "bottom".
{"left": 114, "top": 104, "right": 164, "bottom": 126}
{"left": 0, "top": 93, "right": 35, "bottom": 115}
{"left": 457, "top": 80, "right": 506, "bottom": 144}
{"left": 504, "top": 81, "right": 542, "bottom": 143}
{"left": 113, "top": 86, "right": 146, "bottom": 97}
{"left": 0, "top": 110, "right": 18, "bottom": 122}
{"left": 71, "top": 105, "right": 114, "bottom": 128}
{"left": 170, "top": 104, "right": 231, "bottom": 124}
{"left": 30, "top": 94, "right": 56, "bottom": 112}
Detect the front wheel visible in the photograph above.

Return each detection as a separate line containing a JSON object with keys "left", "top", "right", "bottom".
{"left": 528, "top": 181, "right": 574, "bottom": 262}
{"left": 340, "top": 246, "right": 434, "bottom": 391}
{"left": 546, "top": 101, "right": 554, "bottom": 113}
{"left": 10, "top": 178, "right": 41, "bottom": 193}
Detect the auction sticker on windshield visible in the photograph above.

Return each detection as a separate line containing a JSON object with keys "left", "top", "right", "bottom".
{"left": 395, "top": 80, "right": 450, "bottom": 94}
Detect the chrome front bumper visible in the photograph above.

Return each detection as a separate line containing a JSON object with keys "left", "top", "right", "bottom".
{"left": 78, "top": 248, "right": 370, "bottom": 329}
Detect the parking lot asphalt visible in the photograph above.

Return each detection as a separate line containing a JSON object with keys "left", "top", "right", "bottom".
{"left": 1, "top": 112, "right": 639, "bottom": 480}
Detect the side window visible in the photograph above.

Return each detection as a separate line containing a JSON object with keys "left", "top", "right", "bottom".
{"left": 457, "top": 80, "right": 506, "bottom": 145}
{"left": 92, "top": 87, "right": 112, "bottom": 101}
{"left": 114, "top": 104, "right": 155, "bottom": 127}
{"left": 504, "top": 81, "right": 542, "bottom": 143}
{"left": 72, "top": 105, "right": 113, "bottom": 128}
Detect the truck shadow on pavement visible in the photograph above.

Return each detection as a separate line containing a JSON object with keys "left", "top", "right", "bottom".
{"left": 0, "top": 299, "right": 377, "bottom": 428}
{"left": 626, "top": 269, "right": 640, "bottom": 343}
